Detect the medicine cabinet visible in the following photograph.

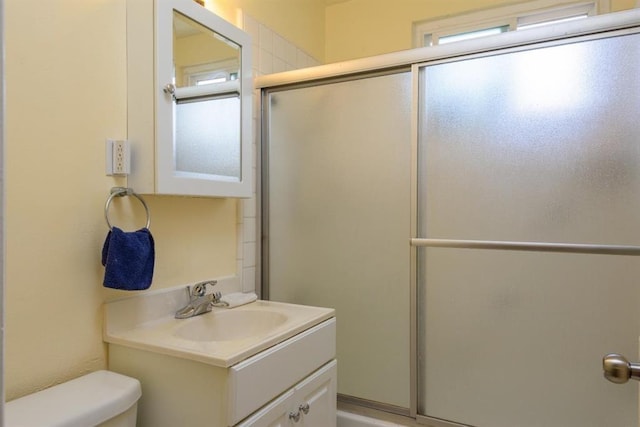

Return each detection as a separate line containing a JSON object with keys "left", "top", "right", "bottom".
{"left": 127, "top": 0, "right": 253, "bottom": 197}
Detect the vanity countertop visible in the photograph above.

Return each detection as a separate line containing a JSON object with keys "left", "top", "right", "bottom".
{"left": 104, "top": 288, "right": 334, "bottom": 368}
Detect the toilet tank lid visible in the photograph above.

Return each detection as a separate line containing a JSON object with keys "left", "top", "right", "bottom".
{"left": 5, "top": 370, "right": 142, "bottom": 427}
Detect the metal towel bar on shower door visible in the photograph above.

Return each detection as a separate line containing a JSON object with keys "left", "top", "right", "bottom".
{"left": 410, "top": 238, "right": 640, "bottom": 256}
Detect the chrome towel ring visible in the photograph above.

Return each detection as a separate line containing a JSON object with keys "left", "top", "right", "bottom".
{"left": 104, "top": 187, "right": 151, "bottom": 230}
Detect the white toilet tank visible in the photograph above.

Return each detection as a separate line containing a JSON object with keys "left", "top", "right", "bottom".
{"left": 5, "top": 370, "right": 141, "bottom": 427}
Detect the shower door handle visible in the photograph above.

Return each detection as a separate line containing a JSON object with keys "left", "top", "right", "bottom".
{"left": 602, "top": 354, "right": 640, "bottom": 384}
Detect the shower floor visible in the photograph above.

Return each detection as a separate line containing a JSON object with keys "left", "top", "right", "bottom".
{"left": 337, "top": 402, "right": 422, "bottom": 427}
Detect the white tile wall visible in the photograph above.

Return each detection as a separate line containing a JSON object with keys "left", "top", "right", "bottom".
{"left": 242, "top": 12, "right": 322, "bottom": 77}
{"left": 235, "top": 12, "right": 321, "bottom": 294}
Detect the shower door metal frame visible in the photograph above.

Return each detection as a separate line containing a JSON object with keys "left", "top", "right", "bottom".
{"left": 256, "top": 9, "right": 640, "bottom": 427}
{"left": 260, "top": 68, "right": 415, "bottom": 417}
{"left": 411, "top": 24, "right": 640, "bottom": 427}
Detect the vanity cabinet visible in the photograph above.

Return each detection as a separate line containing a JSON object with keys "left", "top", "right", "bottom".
{"left": 107, "top": 317, "right": 337, "bottom": 427}
{"left": 237, "top": 361, "right": 336, "bottom": 427}
{"left": 126, "top": 0, "right": 253, "bottom": 197}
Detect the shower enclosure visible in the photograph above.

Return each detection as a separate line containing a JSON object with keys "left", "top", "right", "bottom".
{"left": 260, "top": 10, "right": 640, "bottom": 427}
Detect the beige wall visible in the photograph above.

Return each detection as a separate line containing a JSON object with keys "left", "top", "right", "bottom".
{"left": 325, "top": 0, "right": 639, "bottom": 63}
{"left": 5, "top": 0, "right": 237, "bottom": 400}
{"left": 209, "top": 0, "right": 326, "bottom": 62}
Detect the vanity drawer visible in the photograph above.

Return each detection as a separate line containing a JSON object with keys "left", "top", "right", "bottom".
{"left": 227, "top": 318, "right": 336, "bottom": 425}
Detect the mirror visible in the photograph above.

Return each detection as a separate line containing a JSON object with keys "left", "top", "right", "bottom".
{"left": 172, "top": 10, "right": 242, "bottom": 180}
{"left": 173, "top": 11, "right": 240, "bottom": 89}
{"left": 126, "top": 0, "right": 252, "bottom": 197}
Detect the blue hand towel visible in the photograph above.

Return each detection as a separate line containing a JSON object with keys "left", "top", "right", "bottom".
{"left": 101, "top": 226, "right": 155, "bottom": 290}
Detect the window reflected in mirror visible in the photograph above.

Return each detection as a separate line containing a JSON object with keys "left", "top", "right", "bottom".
{"left": 175, "top": 97, "right": 241, "bottom": 179}
{"left": 173, "top": 11, "right": 240, "bottom": 89}
{"left": 172, "top": 10, "right": 242, "bottom": 181}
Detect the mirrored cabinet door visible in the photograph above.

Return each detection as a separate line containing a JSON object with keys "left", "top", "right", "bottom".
{"left": 127, "top": 0, "right": 253, "bottom": 197}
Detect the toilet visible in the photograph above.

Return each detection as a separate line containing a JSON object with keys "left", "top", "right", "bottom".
{"left": 5, "top": 370, "right": 141, "bottom": 427}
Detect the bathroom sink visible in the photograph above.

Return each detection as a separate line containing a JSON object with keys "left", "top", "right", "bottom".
{"left": 173, "top": 309, "right": 288, "bottom": 342}
{"left": 104, "top": 292, "right": 334, "bottom": 367}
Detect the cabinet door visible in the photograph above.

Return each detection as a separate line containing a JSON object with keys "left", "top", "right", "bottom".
{"left": 296, "top": 361, "right": 337, "bottom": 427}
{"left": 237, "top": 360, "right": 337, "bottom": 427}
{"left": 236, "top": 389, "right": 295, "bottom": 427}
{"left": 228, "top": 319, "right": 336, "bottom": 425}
{"left": 127, "top": 0, "right": 253, "bottom": 197}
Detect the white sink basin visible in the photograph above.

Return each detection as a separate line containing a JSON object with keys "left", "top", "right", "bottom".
{"left": 104, "top": 292, "right": 334, "bottom": 368}
{"left": 174, "top": 309, "right": 288, "bottom": 342}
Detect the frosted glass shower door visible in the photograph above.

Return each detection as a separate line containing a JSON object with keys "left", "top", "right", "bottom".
{"left": 417, "top": 33, "right": 640, "bottom": 426}
{"left": 264, "top": 72, "right": 412, "bottom": 408}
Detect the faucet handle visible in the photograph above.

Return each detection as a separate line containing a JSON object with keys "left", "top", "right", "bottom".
{"left": 191, "top": 280, "right": 218, "bottom": 297}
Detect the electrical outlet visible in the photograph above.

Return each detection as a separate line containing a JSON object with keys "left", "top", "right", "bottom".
{"left": 113, "top": 140, "right": 129, "bottom": 174}
{"left": 106, "top": 139, "right": 130, "bottom": 176}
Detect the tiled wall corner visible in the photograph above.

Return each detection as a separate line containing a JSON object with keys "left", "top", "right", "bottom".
{"left": 242, "top": 12, "right": 322, "bottom": 77}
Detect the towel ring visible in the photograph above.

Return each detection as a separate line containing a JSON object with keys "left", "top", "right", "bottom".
{"left": 104, "top": 187, "right": 151, "bottom": 230}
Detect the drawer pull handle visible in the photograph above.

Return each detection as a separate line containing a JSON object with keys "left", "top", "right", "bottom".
{"left": 299, "top": 403, "right": 310, "bottom": 415}
{"left": 289, "top": 411, "right": 301, "bottom": 422}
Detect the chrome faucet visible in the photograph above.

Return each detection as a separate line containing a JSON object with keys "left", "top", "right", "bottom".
{"left": 174, "top": 280, "right": 224, "bottom": 319}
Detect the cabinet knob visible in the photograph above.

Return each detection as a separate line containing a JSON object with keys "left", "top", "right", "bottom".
{"left": 299, "top": 403, "right": 310, "bottom": 415}
{"left": 288, "top": 411, "right": 301, "bottom": 422}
